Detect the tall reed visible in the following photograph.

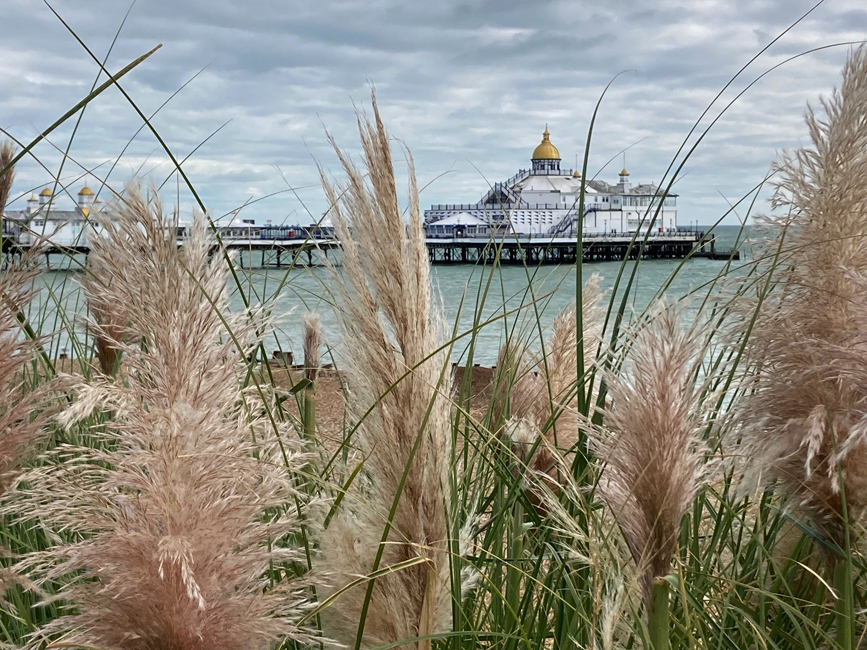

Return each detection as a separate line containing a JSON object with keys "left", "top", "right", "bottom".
{"left": 508, "top": 274, "right": 603, "bottom": 469}
{"left": 734, "top": 46, "right": 867, "bottom": 649}
{"left": 301, "top": 312, "right": 321, "bottom": 440}
{"left": 0, "top": 141, "right": 15, "bottom": 218}
{"left": 0, "top": 143, "right": 47, "bottom": 499}
{"left": 316, "top": 93, "right": 459, "bottom": 649}
{"left": 4, "top": 183, "right": 315, "bottom": 650}
{"left": 499, "top": 275, "right": 603, "bottom": 520}
{"left": 589, "top": 301, "right": 712, "bottom": 649}
{"left": 0, "top": 266, "right": 46, "bottom": 498}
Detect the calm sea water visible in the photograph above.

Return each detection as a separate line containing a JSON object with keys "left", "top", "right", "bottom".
{"left": 30, "top": 226, "right": 750, "bottom": 365}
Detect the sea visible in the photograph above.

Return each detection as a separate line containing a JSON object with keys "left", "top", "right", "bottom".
{"left": 29, "top": 225, "right": 752, "bottom": 366}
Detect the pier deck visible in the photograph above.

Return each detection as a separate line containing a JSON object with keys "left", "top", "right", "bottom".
{"left": 4, "top": 232, "right": 738, "bottom": 270}
{"left": 425, "top": 232, "right": 738, "bottom": 264}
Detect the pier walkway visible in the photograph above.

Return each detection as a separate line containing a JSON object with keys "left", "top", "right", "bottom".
{"left": 3, "top": 231, "right": 738, "bottom": 270}
{"left": 425, "top": 232, "right": 738, "bottom": 264}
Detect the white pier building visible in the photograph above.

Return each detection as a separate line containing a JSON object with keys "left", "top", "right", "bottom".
{"left": 2, "top": 187, "right": 102, "bottom": 249}
{"left": 424, "top": 128, "right": 677, "bottom": 237}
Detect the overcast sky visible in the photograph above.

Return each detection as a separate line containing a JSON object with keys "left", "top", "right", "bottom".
{"left": 1, "top": 0, "right": 865, "bottom": 227}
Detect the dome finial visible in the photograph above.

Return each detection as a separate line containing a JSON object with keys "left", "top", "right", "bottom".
{"left": 532, "top": 126, "right": 560, "bottom": 160}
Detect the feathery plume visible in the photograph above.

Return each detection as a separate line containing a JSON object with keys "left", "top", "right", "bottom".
{"left": 80, "top": 212, "right": 130, "bottom": 376}
{"left": 302, "top": 312, "right": 322, "bottom": 382}
{"left": 0, "top": 259, "right": 47, "bottom": 495}
{"left": 0, "top": 140, "right": 15, "bottom": 216}
{"left": 0, "top": 255, "right": 51, "bottom": 604}
{"left": 506, "top": 274, "right": 603, "bottom": 481}
{"left": 590, "top": 301, "right": 710, "bottom": 600}
{"left": 301, "top": 312, "right": 322, "bottom": 440}
{"left": 87, "top": 295, "right": 128, "bottom": 376}
{"left": 0, "top": 263, "right": 45, "bottom": 603}
{"left": 0, "top": 144, "right": 51, "bottom": 599}
{"left": 0, "top": 138, "right": 45, "bottom": 495}
{"left": 5, "top": 183, "right": 315, "bottom": 650}
{"left": 489, "top": 336, "right": 529, "bottom": 432}
{"left": 317, "top": 93, "right": 458, "bottom": 648}
{"left": 734, "top": 47, "right": 867, "bottom": 546}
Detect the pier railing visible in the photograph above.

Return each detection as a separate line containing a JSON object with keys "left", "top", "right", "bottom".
{"left": 423, "top": 230, "right": 704, "bottom": 241}
{"left": 427, "top": 202, "right": 584, "bottom": 211}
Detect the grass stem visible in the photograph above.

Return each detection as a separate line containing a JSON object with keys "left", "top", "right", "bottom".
{"left": 834, "top": 557, "right": 855, "bottom": 650}
{"left": 649, "top": 577, "right": 669, "bottom": 650}
{"left": 303, "top": 386, "right": 316, "bottom": 441}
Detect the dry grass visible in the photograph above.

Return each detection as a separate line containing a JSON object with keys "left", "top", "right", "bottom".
{"left": 0, "top": 263, "right": 46, "bottom": 496}
{"left": 508, "top": 274, "right": 603, "bottom": 456}
{"left": 4, "top": 184, "right": 316, "bottom": 650}
{"left": 1, "top": 145, "right": 46, "bottom": 496}
{"left": 735, "top": 46, "right": 867, "bottom": 546}
{"left": 589, "top": 300, "right": 712, "bottom": 600}
{"left": 302, "top": 312, "right": 322, "bottom": 382}
{"left": 81, "top": 241, "right": 129, "bottom": 376}
{"left": 0, "top": 140, "right": 15, "bottom": 216}
{"left": 316, "top": 92, "right": 459, "bottom": 649}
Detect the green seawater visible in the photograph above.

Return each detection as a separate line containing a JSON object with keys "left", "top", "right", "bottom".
{"left": 27, "top": 225, "right": 752, "bottom": 365}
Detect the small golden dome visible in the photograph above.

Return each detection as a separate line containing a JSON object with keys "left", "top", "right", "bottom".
{"left": 28, "top": 193, "right": 37, "bottom": 202}
{"left": 39, "top": 188, "right": 53, "bottom": 196}
{"left": 620, "top": 168, "right": 630, "bottom": 176}
{"left": 78, "top": 186, "right": 94, "bottom": 196}
{"left": 80, "top": 207, "right": 90, "bottom": 217}
{"left": 532, "top": 127, "right": 561, "bottom": 160}
{"left": 572, "top": 170, "right": 581, "bottom": 178}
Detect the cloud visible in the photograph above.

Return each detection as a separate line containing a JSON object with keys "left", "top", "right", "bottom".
{"left": 1, "top": 0, "right": 865, "bottom": 225}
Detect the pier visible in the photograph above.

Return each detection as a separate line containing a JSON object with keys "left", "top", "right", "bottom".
{"left": 3, "top": 231, "right": 738, "bottom": 271}
{"left": 425, "top": 231, "right": 738, "bottom": 265}
{"left": 2, "top": 237, "right": 340, "bottom": 270}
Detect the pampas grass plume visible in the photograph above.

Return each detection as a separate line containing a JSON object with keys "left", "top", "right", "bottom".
{"left": 317, "top": 92, "right": 458, "bottom": 649}
{"left": 505, "top": 274, "right": 603, "bottom": 488}
{"left": 0, "top": 140, "right": 15, "bottom": 215}
{"left": 736, "top": 46, "right": 867, "bottom": 546}
{"left": 302, "top": 312, "right": 322, "bottom": 382}
{"left": 0, "top": 142, "right": 46, "bottom": 495}
{"left": 0, "top": 263, "right": 46, "bottom": 495}
{"left": 5, "top": 183, "right": 315, "bottom": 650}
{"left": 591, "top": 300, "right": 710, "bottom": 600}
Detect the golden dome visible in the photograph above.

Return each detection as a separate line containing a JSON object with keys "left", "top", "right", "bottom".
{"left": 620, "top": 168, "right": 630, "bottom": 176}
{"left": 80, "top": 207, "right": 90, "bottom": 217}
{"left": 78, "top": 186, "right": 94, "bottom": 196}
{"left": 28, "top": 193, "right": 37, "bottom": 202}
{"left": 532, "top": 127, "right": 560, "bottom": 160}
{"left": 39, "top": 188, "right": 53, "bottom": 196}
{"left": 572, "top": 170, "right": 581, "bottom": 178}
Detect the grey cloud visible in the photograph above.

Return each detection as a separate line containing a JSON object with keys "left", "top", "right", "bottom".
{"left": 1, "top": 0, "right": 865, "bottom": 226}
